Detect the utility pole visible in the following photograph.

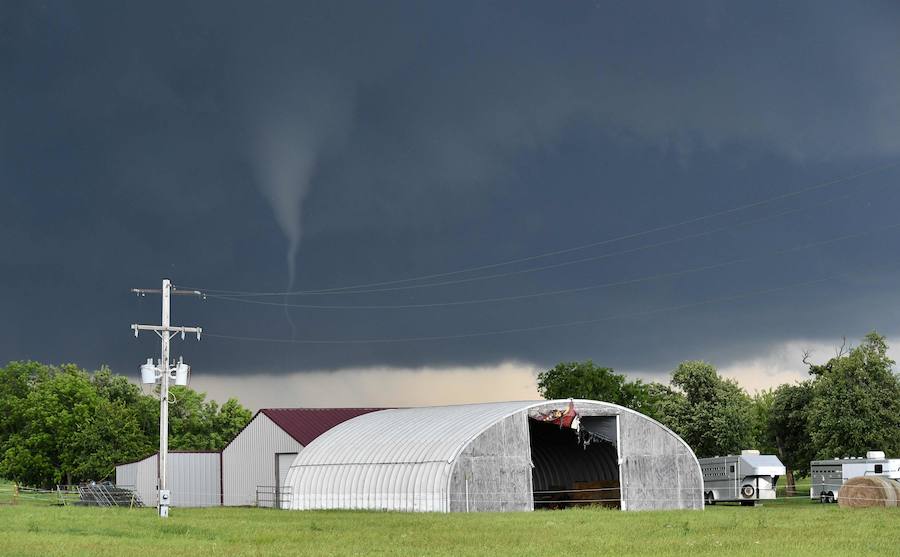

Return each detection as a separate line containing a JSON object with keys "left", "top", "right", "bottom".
{"left": 131, "top": 279, "right": 203, "bottom": 518}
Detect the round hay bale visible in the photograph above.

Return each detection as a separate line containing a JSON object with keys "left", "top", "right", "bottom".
{"left": 837, "top": 476, "right": 900, "bottom": 508}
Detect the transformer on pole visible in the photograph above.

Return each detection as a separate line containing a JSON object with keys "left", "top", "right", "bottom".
{"left": 131, "top": 279, "right": 203, "bottom": 518}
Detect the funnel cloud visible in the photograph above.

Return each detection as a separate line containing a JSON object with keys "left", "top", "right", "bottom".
{"left": 248, "top": 78, "right": 354, "bottom": 292}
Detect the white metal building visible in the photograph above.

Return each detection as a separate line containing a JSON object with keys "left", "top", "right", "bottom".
{"left": 285, "top": 400, "right": 704, "bottom": 513}
{"left": 221, "top": 408, "right": 381, "bottom": 506}
{"left": 115, "top": 451, "right": 220, "bottom": 507}
{"left": 114, "top": 408, "right": 380, "bottom": 508}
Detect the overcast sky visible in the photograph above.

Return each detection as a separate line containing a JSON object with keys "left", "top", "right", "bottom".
{"left": 3, "top": 1, "right": 900, "bottom": 409}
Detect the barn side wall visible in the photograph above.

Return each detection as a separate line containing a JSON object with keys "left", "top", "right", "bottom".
{"left": 168, "top": 452, "right": 221, "bottom": 507}
{"left": 448, "top": 412, "right": 533, "bottom": 512}
{"left": 616, "top": 411, "right": 703, "bottom": 511}
{"left": 116, "top": 454, "right": 157, "bottom": 506}
{"left": 115, "top": 452, "right": 221, "bottom": 507}
{"left": 222, "top": 413, "right": 302, "bottom": 506}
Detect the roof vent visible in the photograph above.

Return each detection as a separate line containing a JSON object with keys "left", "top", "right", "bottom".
{"left": 741, "top": 449, "right": 760, "bottom": 456}
{"left": 867, "top": 451, "right": 886, "bottom": 459}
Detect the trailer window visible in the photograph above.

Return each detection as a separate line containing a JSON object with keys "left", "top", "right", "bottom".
{"left": 729, "top": 465, "right": 735, "bottom": 473}
{"left": 875, "top": 464, "right": 883, "bottom": 473}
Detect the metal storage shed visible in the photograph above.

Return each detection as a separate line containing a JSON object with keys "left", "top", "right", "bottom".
{"left": 221, "top": 407, "right": 382, "bottom": 506}
{"left": 284, "top": 400, "right": 703, "bottom": 512}
{"left": 115, "top": 451, "right": 220, "bottom": 507}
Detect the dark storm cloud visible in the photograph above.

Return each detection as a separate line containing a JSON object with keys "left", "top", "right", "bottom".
{"left": 2, "top": 1, "right": 900, "bottom": 382}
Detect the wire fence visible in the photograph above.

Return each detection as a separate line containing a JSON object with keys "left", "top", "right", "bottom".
{"left": 3, "top": 481, "right": 898, "bottom": 509}
{"left": 0, "top": 484, "right": 142, "bottom": 508}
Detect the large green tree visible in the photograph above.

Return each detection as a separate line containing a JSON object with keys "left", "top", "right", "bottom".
{"left": 168, "top": 387, "right": 252, "bottom": 450}
{"left": 750, "top": 389, "right": 777, "bottom": 455}
{"left": 536, "top": 361, "right": 663, "bottom": 418}
{"left": 0, "top": 365, "right": 149, "bottom": 487}
{"left": 0, "top": 361, "right": 49, "bottom": 456}
{"left": 768, "top": 381, "right": 814, "bottom": 494}
{"left": 660, "top": 360, "right": 755, "bottom": 458}
{"left": 805, "top": 332, "right": 900, "bottom": 459}
{"left": 0, "top": 361, "right": 252, "bottom": 488}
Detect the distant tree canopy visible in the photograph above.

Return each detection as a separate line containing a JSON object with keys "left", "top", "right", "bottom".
{"left": 0, "top": 361, "right": 251, "bottom": 488}
{"left": 536, "top": 361, "right": 665, "bottom": 419}
{"left": 768, "top": 381, "right": 815, "bottom": 490}
{"left": 805, "top": 332, "right": 900, "bottom": 459}
{"left": 660, "top": 360, "right": 755, "bottom": 458}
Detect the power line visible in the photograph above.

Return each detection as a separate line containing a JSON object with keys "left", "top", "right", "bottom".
{"left": 202, "top": 263, "right": 895, "bottom": 345}
{"left": 196, "top": 179, "right": 871, "bottom": 298}
{"left": 213, "top": 205, "right": 805, "bottom": 298}
{"left": 204, "top": 220, "right": 900, "bottom": 310}
{"left": 189, "top": 160, "right": 898, "bottom": 297}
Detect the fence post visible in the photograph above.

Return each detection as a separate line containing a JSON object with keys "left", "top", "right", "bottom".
{"left": 12, "top": 483, "right": 19, "bottom": 506}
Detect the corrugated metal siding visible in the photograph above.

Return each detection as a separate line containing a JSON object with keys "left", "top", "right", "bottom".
{"left": 116, "top": 454, "right": 156, "bottom": 506}
{"left": 222, "top": 412, "right": 302, "bottom": 506}
{"left": 448, "top": 412, "right": 533, "bottom": 512}
{"left": 115, "top": 452, "right": 219, "bottom": 507}
{"left": 286, "top": 399, "right": 704, "bottom": 513}
{"left": 616, "top": 410, "right": 704, "bottom": 511}
{"left": 286, "top": 402, "right": 531, "bottom": 512}
{"left": 168, "top": 452, "right": 220, "bottom": 507}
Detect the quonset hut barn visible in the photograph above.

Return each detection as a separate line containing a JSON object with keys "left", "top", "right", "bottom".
{"left": 284, "top": 400, "right": 703, "bottom": 512}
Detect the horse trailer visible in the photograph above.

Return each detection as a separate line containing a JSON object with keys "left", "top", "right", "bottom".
{"left": 699, "top": 450, "right": 785, "bottom": 506}
{"left": 810, "top": 451, "right": 900, "bottom": 503}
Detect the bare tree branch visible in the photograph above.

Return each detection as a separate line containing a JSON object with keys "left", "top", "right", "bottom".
{"left": 802, "top": 349, "right": 814, "bottom": 366}
{"left": 835, "top": 336, "right": 847, "bottom": 359}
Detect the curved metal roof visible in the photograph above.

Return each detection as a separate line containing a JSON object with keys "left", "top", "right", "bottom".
{"left": 289, "top": 401, "right": 530, "bottom": 468}
{"left": 285, "top": 399, "right": 697, "bottom": 512}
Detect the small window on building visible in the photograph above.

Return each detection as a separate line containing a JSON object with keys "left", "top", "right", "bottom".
{"left": 730, "top": 465, "right": 735, "bottom": 473}
{"left": 875, "top": 464, "right": 883, "bottom": 473}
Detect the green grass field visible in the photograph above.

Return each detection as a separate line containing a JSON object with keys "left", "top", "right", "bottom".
{"left": 2, "top": 490, "right": 900, "bottom": 557}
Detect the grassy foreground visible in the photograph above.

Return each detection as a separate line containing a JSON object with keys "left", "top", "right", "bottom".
{"left": 2, "top": 498, "right": 900, "bottom": 557}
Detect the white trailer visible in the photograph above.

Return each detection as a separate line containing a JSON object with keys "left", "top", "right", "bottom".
{"left": 699, "top": 450, "right": 785, "bottom": 506}
{"left": 810, "top": 451, "right": 900, "bottom": 503}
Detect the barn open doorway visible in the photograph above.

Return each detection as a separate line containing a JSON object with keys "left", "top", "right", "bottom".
{"left": 529, "top": 415, "right": 621, "bottom": 509}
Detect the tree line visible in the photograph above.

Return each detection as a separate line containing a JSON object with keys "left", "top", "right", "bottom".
{"left": 537, "top": 332, "right": 900, "bottom": 493}
{"left": 0, "top": 362, "right": 252, "bottom": 488}
{"left": 4, "top": 331, "right": 899, "bottom": 492}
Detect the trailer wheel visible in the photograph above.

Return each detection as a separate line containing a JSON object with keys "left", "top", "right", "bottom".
{"left": 820, "top": 492, "right": 829, "bottom": 504}
{"left": 704, "top": 492, "right": 714, "bottom": 506}
{"left": 740, "top": 485, "right": 755, "bottom": 499}
{"left": 827, "top": 491, "right": 836, "bottom": 504}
